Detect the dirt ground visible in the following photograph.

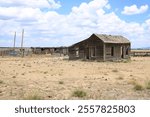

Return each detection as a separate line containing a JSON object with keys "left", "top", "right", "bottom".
{"left": 0, "top": 55, "right": 150, "bottom": 100}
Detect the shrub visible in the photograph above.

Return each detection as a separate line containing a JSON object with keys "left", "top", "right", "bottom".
{"left": 134, "top": 84, "right": 143, "bottom": 91}
{"left": 123, "top": 59, "right": 131, "bottom": 63}
{"left": 112, "top": 69, "right": 118, "bottom": 72}
{"left": 146, "top": 81, "right": 150, "bottom": 89}
{"left": 44, "top": 71, "right": 48, "bottom": 74}
{"left": 0, "top": 80, "right": 3, "bottom": 84}
{"left": 12, "top": 76, "right": 16, "bottom": 78}
{"left": 72, "top": 90, "right": 87, "bottom": 98}
{"left": 59, "top": 81, "right": 64, "bottom": 84}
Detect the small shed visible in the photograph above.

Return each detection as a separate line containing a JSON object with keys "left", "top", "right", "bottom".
{"left": 68, "top": 34, "right": 131, "bottom": 61}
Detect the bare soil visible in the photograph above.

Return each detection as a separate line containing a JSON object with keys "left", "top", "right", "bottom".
{"left": 0, "top": 55, "right": 150, "bottom": 100}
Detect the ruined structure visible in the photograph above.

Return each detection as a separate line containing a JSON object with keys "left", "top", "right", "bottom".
{"left": 69, "top": 34, "right": 130, "bottom": 61}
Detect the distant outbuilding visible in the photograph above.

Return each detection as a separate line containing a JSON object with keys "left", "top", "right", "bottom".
{"left": 68, "top": 34, "right": 131, "bottom": 61}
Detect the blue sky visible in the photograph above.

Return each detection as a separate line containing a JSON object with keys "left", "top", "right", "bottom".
{"left": 57, "top": 0, "right": 91, "bottom": 14}
{"left": 109, "top": 0, "right": 150, "bottom": 23}
{"left": 0, "top": 0, "right": 150, "bottom": 48}
{"left": 57, "top": 0, "right": 150, "bottom": 23}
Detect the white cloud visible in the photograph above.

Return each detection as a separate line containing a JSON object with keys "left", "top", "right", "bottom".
{"left": 0, "top": 7, "right": 43, "bottom": 21}
{"left": 122, "top": 4, "right": 149, "bottom": 15}
{"left": 0, "top": 0, "right": 149, "bottom": 48}
{"left": 105, "top": 4, "right": 111, "bottom": 9}
{"left": 0, "top": 0, "right": 61, "bottom": 9}
{"left": 145, "top": 19, "right": 150, "bottom": 26}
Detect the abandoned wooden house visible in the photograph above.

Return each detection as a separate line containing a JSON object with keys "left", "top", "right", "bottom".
{"left": 68, "top": 34, "right": 131, "bottom": 61}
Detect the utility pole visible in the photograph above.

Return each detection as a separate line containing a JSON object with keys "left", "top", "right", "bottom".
{"left": 21, "top": 29, "right": 24, "bottom": 57}
{"left": 13, "top": 31, "right": 16, "bottom": 51}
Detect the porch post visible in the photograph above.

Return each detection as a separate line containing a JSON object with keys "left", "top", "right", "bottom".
{"left": 103, "top": 43, "right": 106, "bottom": 61}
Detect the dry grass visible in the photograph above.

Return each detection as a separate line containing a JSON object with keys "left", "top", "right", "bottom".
{"left": 0, "top": 80, "right": 4, "bottom": 84}
{"left": 134, "top": 83, "right": 144, "bottom": 91}
{"left": 0, "top": 56, "right": 150, "bottom": 99}
{"left": 24, "top": 94, "right": 43, "bottom": 100}
{"left": 146, "top": 81, "right": 150, "bottom": 89}
{"left": 123, "top": 59, "right": 131, "bottom": 63}
{"left": 59, "top": 81, "right": 64, "bottom": 84}
{"left": 12, "top": 76, "right": 16, "bottom": 78}
{"left": 112, "top": 69, "right": 118, "bottom": 72}
{"left": 44, "top": 71, "right": 48, "bottom": 74}
{"left": 72, "top": 90, "right": 87, "bottom": 98}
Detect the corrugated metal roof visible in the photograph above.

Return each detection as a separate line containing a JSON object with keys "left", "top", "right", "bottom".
{"left": 94, "top": 34, "right": 130, "bottom": 43}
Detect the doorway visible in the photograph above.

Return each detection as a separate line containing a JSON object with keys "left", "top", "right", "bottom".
{"left": 121, "top": 46, "right": 124, "bottom": 58}
{"left": 86, "top": 47, "right": 89, "bottom": 59}
{"left": 111, "top": 47, "right": 114, "bottom": 56}
{"left": 86, "top": 47, "right": 96, "bottom": 59}
{"left": 90, "top": 47, "right": 96, "bottom": 57}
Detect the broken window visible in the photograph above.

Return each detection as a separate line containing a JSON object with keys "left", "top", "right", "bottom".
{"left": 75, "top": 47, "right": 79, "bottom": 57}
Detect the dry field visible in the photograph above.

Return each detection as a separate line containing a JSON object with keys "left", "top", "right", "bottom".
{"left": 0, "top": 55, "right": 150, "bottom": 100}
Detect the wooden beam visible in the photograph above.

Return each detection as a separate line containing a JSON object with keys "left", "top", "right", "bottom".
{"left": 103, "top": 43, "right": 106, "bottom": 61}
{"left": 21, "top": 29, "right": 24, "bottom": 57}
{"left": 13, "top": 32, "right": 16, "bottom": 50}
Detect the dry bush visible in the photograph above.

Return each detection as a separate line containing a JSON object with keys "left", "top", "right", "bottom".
{"left": 123, "top": 59, "right": 131, "bottom": 63}
{"left": 112, "top": 69, "right": 118, "bottom": 72}
{"left": 12, "top": 76, "right": 16, "bottom": 78}
{"left": 44, "top": 71, "right": 48, "bottom": 74}
{"left": 134, "top": 83, "right": 144, "bottom": 91}
{"left": 0, "top": 80, "right": 4, "bottom": 84}
{"left": 146, "top": 81, "right": 150, "bottom": 89}
{"left": 72, "top": 90, "right": 87, "bottom": 98}
{"left": 59, "top": 81, "right": 64, "bottom": 84}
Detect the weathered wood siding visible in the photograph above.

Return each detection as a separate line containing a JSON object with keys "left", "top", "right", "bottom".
{"left": 69, "top": 35, "right": 104, "bottom": 60}
{"left": 105, "top": 43, "right": 130, "bottom": 60}
{"left": 68, "top": 34, "right": 130, "bottom": 61}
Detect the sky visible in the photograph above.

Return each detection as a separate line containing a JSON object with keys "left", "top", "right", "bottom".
{"left": 0, "top": 0, "right": 150, "bottom": 48}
